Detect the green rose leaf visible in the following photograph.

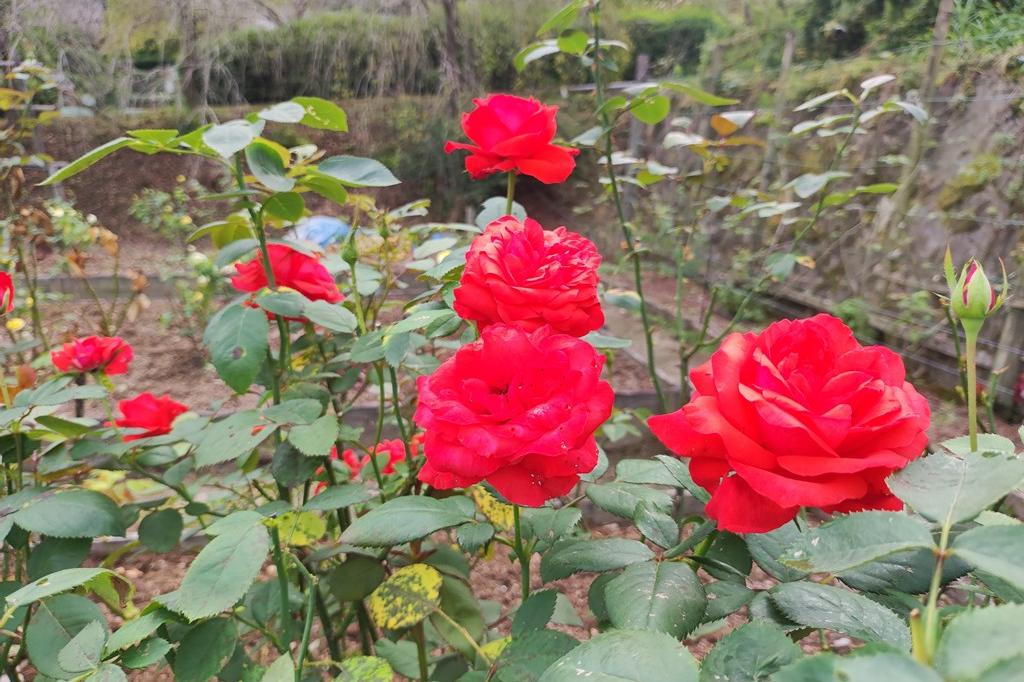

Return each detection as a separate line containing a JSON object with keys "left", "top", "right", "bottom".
{"left": 341, "top": 496, "right": 474, "bottom": 547}
{"left": 769, "top": 581, "right": 910, "bottom": 650}
{"left": 288, "top": 414, "right": 338, "bottom": 457}
{"left": 204, "top": 302, "right": 270, "bottom": 394}
{"left": 14, "top": 490, "right": 124, "bottom": 539}
{"left": 171, "top": 618, "right": 238, "bottom": 682}
{"left": 158, "top": 522, "right": 270, "bottom": 620}
{"left": 773, "top": 652, "right": 941, "bottom": 682}
{"left": 888, "top": 451, "right": 1024, "bottom": 525}
{"left": 780, "top": 511, "right": 935, "bottom": 573}
{"left": 952, "top": 524, "right": 1024, "bottom": 593}
{"left": 539, "top": 629, "right": 698, "bottom": 682}
{"left": 302, "top": 484, "right": 375, "bottom": 512}
{"left": 699, "top": 622, "right": 802, "bottom": 682}
{"left": 57, "top": 619, "right": 107, "bottom": 674}
{"left": 203, "top": 120, "right": 258, "bottom": 158}
{"left": 194, "top": 410, "right": 277, "bottom": 468}
{"left": 26, "top": 594, "right": 107, "bottom": 679}
{"left": 138, "top": 509, "right": 183, "bottom": 553}
{"left": 540, "top": 538, "right": 654, "bottom": 582}
{"left": 318, "top": 155, "right": 400, "bottom": 187}
{"left": 292, "top": 96, "right": 348, "bottom": 132}
{"left": 40, "top": 138, "right": 135, "bottom": 185}
{"left": 604, "top": 561, "right": 706, "bottom": 638}
{"left": 934, "top": 604, "right": 1024, "bottom": 681}
{"left": 245, "top": 140, "right": 295, "bottom": 192}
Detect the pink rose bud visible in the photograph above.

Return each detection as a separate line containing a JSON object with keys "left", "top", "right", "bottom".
{"left": 945, "top": 249, "right": 1005, "bottom": 323}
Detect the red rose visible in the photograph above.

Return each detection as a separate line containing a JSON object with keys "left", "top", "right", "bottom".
{"left": 314, "top": 436, "right": 424, "bottom": 492}
{"left": 444, "top": 94, "right": 579, "bottom": 184}
{"left": 454, "top": 216, "right": 604, "bottom": 337}
{"left": 648, "top": 314, "right": 931, "bottom": 533}
{"left": 113, "top": 392, "right": 188, "bottom": 441}
{"left": 0, "top": 271, "right": 13, "bottom": 313}
{"left": 415, "top": 324, "right": 614, "bottom": 506}
{"left": 342, "top": 437, "right": 421, "bottom": 477}
{"left": 51, "top": 336, "right": 134, "bottom": 375}
{"left": 231, "top": 244, "right": 343, "bottom": 304}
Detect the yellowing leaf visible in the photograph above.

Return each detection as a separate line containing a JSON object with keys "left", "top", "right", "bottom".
{"left": 472, "top": 486, "right": 514, "bottom": 531}
{"left": 795, "top": 255, "right": 816, "bottom": 270}
{"left": 480, "top": 636, "right": 511, "bottom": 660}
{"left": 710, "top": 111, "right": 755, "bottom": 138}
{"left": 367, "top": 564, "right": 442, "bottom": 630}
{"left": 271, "top": 511, "right": 326, "bottom": 546}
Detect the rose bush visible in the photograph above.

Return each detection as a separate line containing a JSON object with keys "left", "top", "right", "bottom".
{"left": 454, "top": 215, "right": 604, "bottom": 337}
{"left": 1, "top": 7, "right": 1022, "bottom": 681}
{"left": 415, "top": 323, "right": 614, "bottom": 506}
{"left": 649, "top": 314, "right": 931, "bottom": 532}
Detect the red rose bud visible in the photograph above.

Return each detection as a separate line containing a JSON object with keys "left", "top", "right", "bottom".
{"left": 945, "top": 249, "right": 1005, "bottom": 322}
{"left": 231, "top": 244, "right": 343, "bottom": 316}
{"left": 51, "top": 336, "right": 134, "bottom": 375}
{"left": 0, "top": 271, "right": 13, "bottom": 313}
{"left": 113, "top": 392, "right": 188, "bottom": 441}
{"left": 444, "top": 94, "right": 579, "bottom": 184}
{"left": 454, "top": 216, "right": 603, "bottom": 337}
{"left": 648, "top": 314, "right": 931, "bottom": 533}
{"left": 414, "top": 324, "right": 614, "bottom": 506}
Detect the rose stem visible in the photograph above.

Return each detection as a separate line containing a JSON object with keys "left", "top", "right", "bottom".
{"left": 512, "top": 505, "right": 530, "bottom": 601}
{"left": 962, "top": 317, "right": 982, "bottom": 451}
{"left": 506, "top": 171, "right": 516, "bottom": 215}
{"left": 590, "top": 6, "right": 667, "bottom": 413}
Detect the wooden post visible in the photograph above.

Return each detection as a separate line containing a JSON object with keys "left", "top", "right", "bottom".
{"left": 991, "top": 300, "right": 1023, "bottom": 412}
{"left": 760, "top": 30, "right": 796, "bottom": 191}
{"left": 873, "top": 0, "right": 955, "bottom": 294}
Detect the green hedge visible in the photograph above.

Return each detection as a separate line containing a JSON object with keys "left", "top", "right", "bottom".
{"left": 206, "top": 4, "right": 600, "bottom": 104}
{"left": 619, "top": 6, "right": 725, "bottom": 77}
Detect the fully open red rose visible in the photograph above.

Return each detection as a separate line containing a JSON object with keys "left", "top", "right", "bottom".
{"left": 415, "top": 324, "right": 614, "bottom": 506}
{"left": 454, "top": 216, "right": 603, "bottom": 337}
{"left": 444, "top": 94, "right": 579, "bottom": 184}
{"left": 113, "top": 393, "right": 188, "bottom": 441}
{"left": 648, "top": 314, "right": 931, "bottom": 533}
{"left": 0, "top": 272, "right": 13, "bottom": 313}
{"left": 51, "top": 336, "right": 134, "bottom": 375}
{"left": 231, "top": 244, "right": 343, "bottom": 304}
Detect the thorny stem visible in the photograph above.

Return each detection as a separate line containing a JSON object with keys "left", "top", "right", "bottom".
{"left": 591, "top": 6, "right": 666, "bottom": 413}
{"left": 294, "top": 574, "right": 318, "bottom": 682}
{"left": 234, "top": 611, "right": 286, "bottom": 653}
{"left": 269, "top": 527, "right": 295, "bottom": 648}
{"left": 314, "top": 587, "right": 344, "bottom": 666}
{"left": 346, "top": 251, "right": 387, "bottom": 493}
{"left": 388, "top": 366, "right": 413, "bottom": 462}
{"left": 921, "top": 518, "right": 953, "bottom": 663}
{"left": 432, "top": 608, "right": 492, "bottom": 664}
{"left": 963, "top": 322, "right": 981, "bottom": 451}
{"left": 414, "top": 622, "right": 430, "bottom": 682}
{"left": 512, "top": 505, "right": 531, "bottom": 601}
